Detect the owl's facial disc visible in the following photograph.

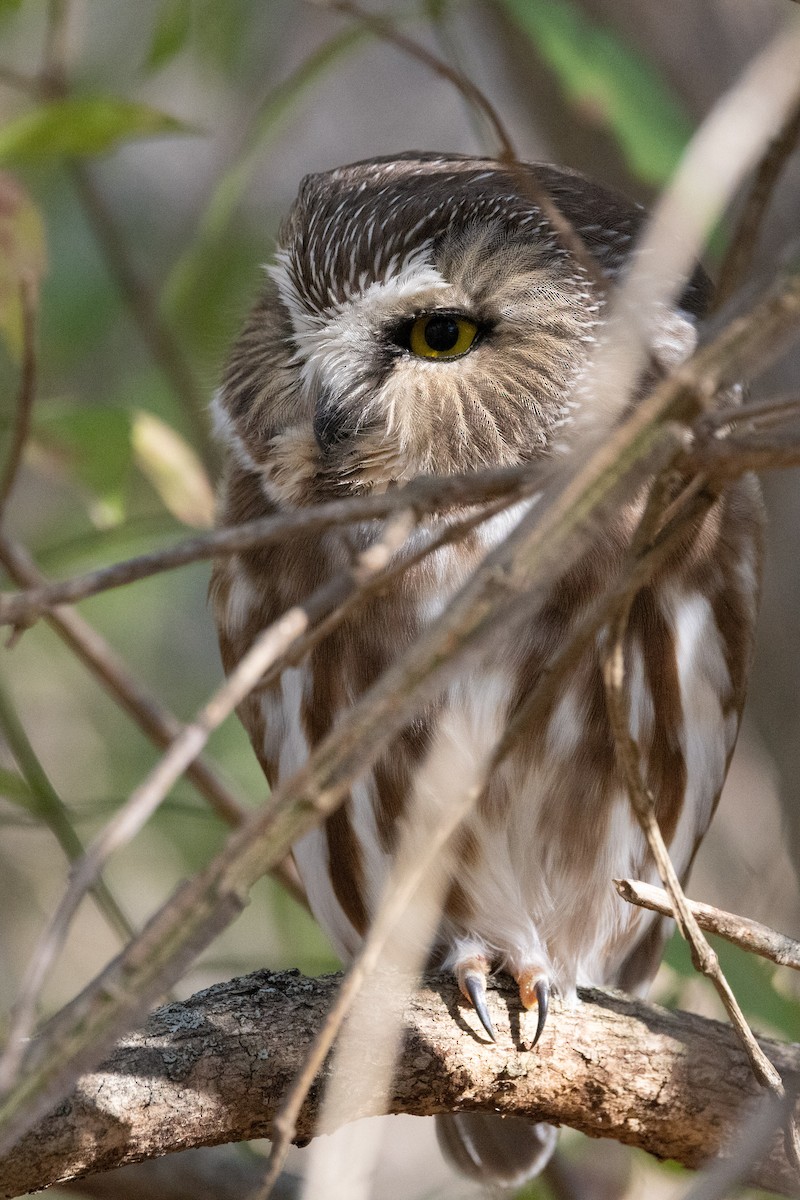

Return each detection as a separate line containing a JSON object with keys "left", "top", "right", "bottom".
{"left": 261, "top": 201, "right": 602, "bottom": 493}
{"left": 310, "top": 305, "right": 486, "bottom": 454}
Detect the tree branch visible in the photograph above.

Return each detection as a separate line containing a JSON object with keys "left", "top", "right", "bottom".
{"left": 2, "top": 970, "right": 799, "bottom": 1199}
{"left": 615, "top": 879, "right": 800, "bottom": 971}
{"left": 0, "top": 463, "right": 539, "bottom": 627}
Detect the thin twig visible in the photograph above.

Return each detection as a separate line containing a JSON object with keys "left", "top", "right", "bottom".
{"left": 699, "top": 393, "right": 800, "bottom": 434}
{"left": 0, "top": 464, "right": 539, "bottom": 626}
{"left": 0, "top": 277, "right": 38, "bottom": 523}
{"left": 307, "top": 0, "right": 516, "bottom": 160}
{"left": 714, "top": 95, "right": 800, "bottom": 312}
{"left": 514, "top": 171, "right": 610, "bottom": 293}
{"left": 253, "top": 491, "right": 526, "bottom": 692}
{"left": 615, "top": 879, "right": 800, "bottom": 971}
{"left": 311, "top": 0, "right": 607, "bottom": 290}
{"left": 692, "top": 436, "right": 800, "bottom": 477}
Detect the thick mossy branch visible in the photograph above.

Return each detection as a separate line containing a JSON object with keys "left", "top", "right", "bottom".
{"left": 1, "top": 969, "right": 799, "bottom": 1198}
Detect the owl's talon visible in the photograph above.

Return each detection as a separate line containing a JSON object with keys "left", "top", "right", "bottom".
{"left": 457, "top": 958, "right": 496, "bottom": 1042}
{"left": 531, "top": 978, "right": 549, "bottom": 1047}
{"left": 516, "top": 968, "right": 550, "bottom": 1047}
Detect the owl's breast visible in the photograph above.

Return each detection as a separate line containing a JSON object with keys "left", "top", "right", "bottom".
{"left": 213, "top": 470, "right": 762, "bottom": 994}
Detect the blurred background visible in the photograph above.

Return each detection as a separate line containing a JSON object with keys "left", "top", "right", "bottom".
{"left": 0, "top": 1, "right": 798, "bottom": 1197}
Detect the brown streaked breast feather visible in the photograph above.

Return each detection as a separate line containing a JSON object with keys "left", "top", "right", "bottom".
{"left": 325, "top": 797, "right": 370, "bottom": 938}
{"left": 630, "top": 587, "right": 687, "bottom": 845}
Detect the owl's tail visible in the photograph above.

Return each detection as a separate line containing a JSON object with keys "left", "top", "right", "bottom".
{"left": 435, "top": 1113, "right": 557, "bottom": 1187}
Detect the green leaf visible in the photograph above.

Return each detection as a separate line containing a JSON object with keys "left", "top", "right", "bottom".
{"left": 131, "top": 410, "right": 214, "bottom": 528}
{"left": 34, "top": 405, "right": 134, "bottom": 527}
{"left": 499, "top": 0, "right": 693, "bottom": 186}
{"left": 0, "top": 172, "right": 46, "bottom": 359}
{"left": 0, "top": 96, "right": 192, "bottom": 164}
{"left": 146, "top": 0, "right": 193, "bottom": 72}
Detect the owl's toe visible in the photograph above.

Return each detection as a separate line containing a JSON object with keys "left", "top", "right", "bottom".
{"left": 456, "top": 956, "right": 496, "bottom": 1042}
{"left": 516, "top": 968, "right": 550, "bottom": 1047}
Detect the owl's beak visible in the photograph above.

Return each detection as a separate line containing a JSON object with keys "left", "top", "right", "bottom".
{"left": 313, "top": 393, "right": 354, "bottom": 453}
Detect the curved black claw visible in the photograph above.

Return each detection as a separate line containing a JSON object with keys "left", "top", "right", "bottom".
{"left": 531, "top": 978, "right": 550, "bottom": 1047}
{"left": 464, "top": 971, "right": 497, "bottom": 1042}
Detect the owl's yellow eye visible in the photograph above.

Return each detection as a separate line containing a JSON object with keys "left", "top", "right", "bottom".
{"left": 408, "top": 312, "right": 479, "bottom": 360}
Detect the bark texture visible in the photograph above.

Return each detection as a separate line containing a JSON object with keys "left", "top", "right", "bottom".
{"left": 2, "top": 969, "right": 799, "bottom": 1198}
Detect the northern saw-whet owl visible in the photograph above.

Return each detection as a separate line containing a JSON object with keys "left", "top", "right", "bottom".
{"left": 211, "top": 153, "right": 763, "bottom": 1187}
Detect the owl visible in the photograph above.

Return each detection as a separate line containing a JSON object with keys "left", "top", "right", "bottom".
{"left": 211, "top": 153, "right": 763, "bottom": 1187}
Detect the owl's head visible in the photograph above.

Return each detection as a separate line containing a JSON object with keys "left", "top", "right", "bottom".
{"left": 215, "top": 153, "right": 707, "bottom": 507}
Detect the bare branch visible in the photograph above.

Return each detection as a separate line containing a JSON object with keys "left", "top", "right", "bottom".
{"left": 2, "top": 970, "right": 800, "bottom": 1199}
{"left": 0, "top": 464, "right": 539, "bottom": 627}
{"left": 615, "top": 879, "right": 800, "bottom": 970}
{"left": 307, "top": 0, "right": 516, "bottom": 160}
{"left": 699, "top": 393, "right": 800, "bottom": 434}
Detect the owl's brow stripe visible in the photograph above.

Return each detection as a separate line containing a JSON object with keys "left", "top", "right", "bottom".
{"left": 0, "top": 466, "right": 541, "bottom": 626}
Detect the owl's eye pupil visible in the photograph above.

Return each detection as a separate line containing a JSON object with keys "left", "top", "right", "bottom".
{"left": 405, "top": 311, "right": 480, "bottom": 360}
{"left": 422, "top": 315, "right": 460, "bottom": 352}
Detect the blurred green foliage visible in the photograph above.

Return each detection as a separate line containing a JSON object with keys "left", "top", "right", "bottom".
{"left": 665, "top": 927, "right": 800, "bottom": 1043}
{"left": 0, "top": 97, "right": 191, "bottom": 163}
{"left": 500, "top": 0, "right": 693, "bottom": 186}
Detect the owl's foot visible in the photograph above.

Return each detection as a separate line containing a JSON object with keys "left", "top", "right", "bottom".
{"left": 456, "top": 956, "right": 496, "bottom": 1042}
{"left": 515, "top": 967, "right": 550, "bottom": 1047}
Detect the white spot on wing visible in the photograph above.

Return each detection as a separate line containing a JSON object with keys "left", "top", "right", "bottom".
{"left": 663, "top": 587, "right": 732, "bottom": 870}
{"left": 222, "top": 560, "right": 257, "bottom": 636}
{"left": 210, "top": 389, "right": 260, "bottom": 474}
